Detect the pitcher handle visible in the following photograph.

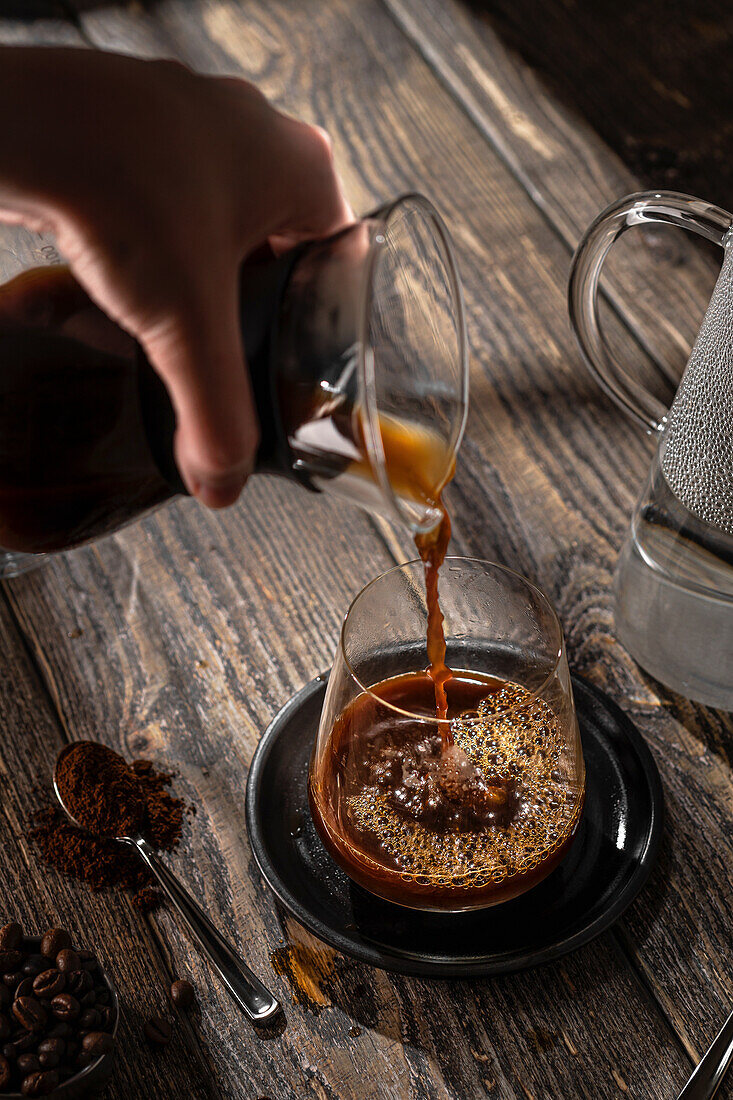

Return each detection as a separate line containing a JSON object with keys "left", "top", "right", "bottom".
{"left": 568, "top": 190, "right": 733, "bottom": 434}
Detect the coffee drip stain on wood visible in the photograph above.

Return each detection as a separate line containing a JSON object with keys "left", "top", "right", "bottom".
{"left": 270, "top": 931, "right": 339, "bottom": 1015}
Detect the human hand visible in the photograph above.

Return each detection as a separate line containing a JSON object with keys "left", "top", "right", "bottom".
{"left": 0, "top": 49, "right": 353, "bottom": 506}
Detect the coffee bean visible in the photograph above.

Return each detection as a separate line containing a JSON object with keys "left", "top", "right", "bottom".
{"left": 21, "top": 1069, "right": 59, "bottom": 1096}
{"left": 0, "top": 950, "right": 23, "bottom": 971}
{"left": 37, "top": 1036, "right": 64, "bottom": 1058}
{"left": 40, "top": 929, "right": 71, "bottom": 959}
{"left": 144, "top": 1015, "right": 172, "bottom": 1046}
{"left": 0, "top": 924, "right": 23, "bottom": 951}
{"left": 13, "top": 997, "right": 47, "bottom": 1032}
{"left": 22, "top": 955, "right": 47, "bottom": 977}
{"left": 47, "top": 1022, "right": 71, "bottom": 1040}
{"left": 77, "top": 950, "right": 97, "bottom": 974}
{"left": 79, "top": 1008, "right": 99, "bottom": 1030}
{"left": 32, "top": 969, "right": 65, "bottom": 999}
{"left": 50, "top": 993, "right": 79, "bottom": 1021}
{"left": 0, "top": 934, "right": 116, "bottom": 1087}
{"left": 82, "top": 1031, "right": 115, "bottom": 1057}
{"left": 55, "top": 949, "right": 80, "bottom": 974}
{"left": 170, "top": 979, "right": 195, "bottom": 1010}
{"left": 65, "top": 970, "right": 92, "bottom": 996}
{"left": 17, "top": 1052, "right": 41, "bottom": 1074}
{"left": 8, "top": 1030, "right": 35, "bottom": 1055}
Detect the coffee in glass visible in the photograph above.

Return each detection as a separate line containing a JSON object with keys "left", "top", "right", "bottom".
{"left": 309, "top": 558, "right": 585, "bottom": 912}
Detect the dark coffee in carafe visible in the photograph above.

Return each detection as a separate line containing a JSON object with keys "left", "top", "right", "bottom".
{"left": 0, "top": 255, "right": 329, "bottom": 554}
{"left": 0, "top": 258, "right": 457, "bottom": 557}
{"left": 0, "top": 266, "right": 178, "bottom": 553}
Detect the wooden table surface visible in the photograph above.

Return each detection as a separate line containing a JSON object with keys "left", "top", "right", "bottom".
{"left": 2, "top": 2, "right": 732, "bottom": 1098}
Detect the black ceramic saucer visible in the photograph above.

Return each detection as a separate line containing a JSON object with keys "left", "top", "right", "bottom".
{"left": 246, "top": 674, "right": 663, "bottom": 978}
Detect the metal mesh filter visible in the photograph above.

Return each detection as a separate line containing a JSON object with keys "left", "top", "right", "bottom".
{"left": 661, "top": 240, "right": 733, "bottom": 535}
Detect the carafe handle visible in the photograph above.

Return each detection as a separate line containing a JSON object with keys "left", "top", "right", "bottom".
{"left": 568, "top": 190, "right": 733, "bottom": 434}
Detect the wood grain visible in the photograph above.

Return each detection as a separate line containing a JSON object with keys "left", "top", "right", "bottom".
{"left": 0, "top": 593, "right": 218, "bottom": 1098}
{"left": 459, "top": 0, "right": 733, "bottom": 209}
{"left": 1, "top": 0, "right": 730, "bottom": 1097}
{"left": 383, "top": 0, "right": 722, "bottom": 389}
{"left": 366, "top": 0, "right": 733, "bottom": 1065}
{"left": 0, "top": 12, "right": 220, "bottom": 1098}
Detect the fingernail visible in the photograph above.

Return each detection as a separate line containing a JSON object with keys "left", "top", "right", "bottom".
{"left": 190, "top": 474, "right": 248, "bottom": 509}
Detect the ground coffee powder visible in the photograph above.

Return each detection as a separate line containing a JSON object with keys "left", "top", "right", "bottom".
{"left": 31, "top": 746, "right": 190, "bottom": 912}
{"left": 55, "top": 742, "right": 145, "bottom": 837}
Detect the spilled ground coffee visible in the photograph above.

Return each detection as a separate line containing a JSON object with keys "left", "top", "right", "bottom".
{"left": 31, "top": 748, "right": 190, "bottom": 912}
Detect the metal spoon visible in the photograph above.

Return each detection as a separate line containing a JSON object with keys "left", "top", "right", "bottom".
{"left": 53, "top": 744, "right": 281, "bottom": 1025}
{"left": 676, "top": 1009, "right": 733, "bottom": 1099}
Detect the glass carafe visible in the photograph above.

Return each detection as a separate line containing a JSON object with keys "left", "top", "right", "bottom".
{"left": 569, "top": 191, "right": 733, "bottom": 710}
{"left": 0, "top": 193, "right": 467, "bottom": 576}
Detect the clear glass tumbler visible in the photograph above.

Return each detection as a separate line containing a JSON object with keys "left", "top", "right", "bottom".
{"left": 309, "top": 557, "right": 585, "bottom": 912}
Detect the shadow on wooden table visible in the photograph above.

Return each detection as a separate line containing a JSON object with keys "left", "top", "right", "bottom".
{"left": 466, "top": 0, "right": 733, "bottom": 207}
{"left": 15, "top": 0, "right": 733, "bottom": 209}
{"left": 270, "top": 823, "right": 674, "bottom": 1039}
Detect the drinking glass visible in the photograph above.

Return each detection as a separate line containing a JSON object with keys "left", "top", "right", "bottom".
{"left": 309, "top": 557, "right": 585, "bottom": 912}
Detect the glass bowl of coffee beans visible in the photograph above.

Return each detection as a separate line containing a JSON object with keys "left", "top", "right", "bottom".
{"left": 0, "top": 924, "right": 118, "bottom": 1098}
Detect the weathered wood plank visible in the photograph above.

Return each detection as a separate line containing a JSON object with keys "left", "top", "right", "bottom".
{"left": 459, "top": 0, "right": 733, "bottom": 208}
{"left": 6, "top": 458, "right": 694, "bottom": 1100}
{"left": 3, "top": 0, "right": 704, "bottom": 1097}
{"left": 0, "top": 593, "right": 218, "bottom": 1099}
{"left": 383, "top": 0, "right": 721, "bottom": 390}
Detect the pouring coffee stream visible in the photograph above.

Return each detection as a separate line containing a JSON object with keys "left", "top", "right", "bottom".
{"left": 415, "top": 499, "right": 453, "bottom": 730}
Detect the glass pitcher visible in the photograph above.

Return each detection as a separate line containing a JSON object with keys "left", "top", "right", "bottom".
{"left": 569, "top": 190, "right": 733, "bottom": 710}
{"left": 0, "top": 194, "right": 467, "bottom": 577}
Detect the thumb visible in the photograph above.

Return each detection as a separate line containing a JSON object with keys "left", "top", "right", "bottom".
{"left": 140, "top": 270, "right": 259, "bottom": 509}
